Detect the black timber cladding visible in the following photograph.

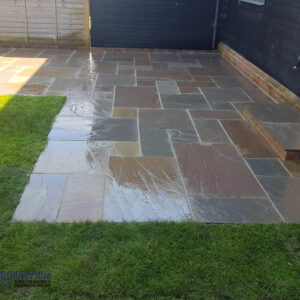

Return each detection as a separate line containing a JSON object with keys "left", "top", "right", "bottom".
{"left": 90, "top": 0, "right": 217, "bottom": 50}
{"left": 218, "top": 0, "right": 300, "bottom": 96}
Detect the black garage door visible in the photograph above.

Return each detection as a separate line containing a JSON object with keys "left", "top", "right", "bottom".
{"left": 90, "top": 0, "right": 218, "bottom": 49}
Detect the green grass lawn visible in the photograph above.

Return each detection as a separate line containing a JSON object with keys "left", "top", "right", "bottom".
{"left": 0, "top": 95, "right": 299, "bottom": 300}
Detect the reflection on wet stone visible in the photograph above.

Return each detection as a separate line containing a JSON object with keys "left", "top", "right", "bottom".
{"left": 104, "top": 157, "right": 191, "bottom": 221}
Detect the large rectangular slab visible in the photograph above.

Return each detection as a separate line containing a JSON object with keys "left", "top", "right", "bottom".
{"left": 174, "top": 143, "right": 265, "bottom": 197}
{"left": 96, "top": 74, "right": 136, "bottom": 86}
{"left": 190, "top": 109, "right": 241, "bottom": 120}
{"left": 33, "top": 141, "right": 108, "bottom": 174}
{"left": 136, "top": 70, "right": 193, "bottom": 81}
{"left": 104, "top": 157, "right": 191, "bottom": 221}
{"left": 139, "top": 109, "right": 194, "bottom": 130}
{"left": 221, "top": 120, "right": 278, "bottom": 158}
{"left": 190, "top": 196, "right": 282, "bottom": 223}
{"left": 161, "top": 94, "right": 210, "bottom": 109}
{"left": 258, "top": 176, "right": 300, "bottom": 222}
{"left": 201, "top": 87, "right": 251, "bottom": 103}
{"left": 115, "top": 86, "right": 160, "bottom": 108}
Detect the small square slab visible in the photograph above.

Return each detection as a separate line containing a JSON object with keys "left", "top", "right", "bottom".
{"left": 140, "top": 129, "right": 173, "bottom": 156}
{"left": 258, "top": 176, "right": 300, "bottom": 222}
{"left": 246, "top": 159, "right": 289, "bottom": 176}
{"left": 174, "top": 143, "right": 265, "bottom": 197}
{"left": 139, "top": 109, "right": 194, "bottom": 130}
{"left": 161, "top": 94, "right": 209, "bottom": 109}
{"left": 104, "top": 157, "right": 190, "bottom": 221}
{"left": 115, "top": 86, "right": 160, "bottom": 108}
{"left": 156, "top": 80, "right": 179, "bottom": 94}
{"left": 190, "top": 196, "right": 281, "bottom": 223}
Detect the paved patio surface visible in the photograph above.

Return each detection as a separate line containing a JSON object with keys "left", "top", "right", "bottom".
{"left": 1, "top": 47, "right": 299, "bottom": 223}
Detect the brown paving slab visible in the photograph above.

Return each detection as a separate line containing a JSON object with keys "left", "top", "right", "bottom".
{"left": 41, "top": 49, "right": 74, "bottom": 56}
{"left": 110, "top": 142, "right": 141, "bottom": 156}
{"left": 194, "top": 119, "right": 230, "bottom": 144}
{"left": 117, "top": 69, "right": 135, "bottom": 75}
{"left": 113, "top": 108, "right": 137, "bottom": 118}
{"left": 135, "top": 57, "right": 151, "bottom": 66}
{"left": 115, "top": 86, "right": 160, "bottom": 108}
{"left": 104, "top": 157, "right": 190, "bottom": 221}
{"left": 221, "top": 120, "right": 279, "bottom": 158}
{"left": 136, "top": 70, "right": 193, "bottom": 81}
{"left": 139, "top": 109, "right": 194, "bottom": 130}
{"left": 174, "top": 143, "right": 265, "bottom": 197}
{"left": 190, "top": 109, "right": 241, "bottom": 120}
{"left": 56, "top": 174, "right": 105, "bottom": 222}
{"left": 179, "top": 86, "right": 200, "bottom": 93}
{"left": 258, "top": 176, "right": 300, "bottom": 222}
{"left": 242, "top": 88, "right": 275, "bottom": 103}
{"left": 20, "top": 66, "right": 78, "bottom": 78}
{"left": 6, "top": 48, "right": 44, "bottom": 57}
{"left": 137, "top": 79, "right": 156, "bottom": 86}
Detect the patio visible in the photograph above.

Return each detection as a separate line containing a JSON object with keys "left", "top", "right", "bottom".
{"left": 1, "top": 47, "right": 299, "bottom": 223}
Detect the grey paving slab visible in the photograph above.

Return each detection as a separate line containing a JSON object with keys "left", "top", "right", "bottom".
{"left": 140, "top": 129, "right": 173, "bottom": 157}
{"left": 161, "top": 94, "right": 210, "bottom": 109}
{"left": 212, "top": 76, "right": 257, "bottom": 88}
{"left": 194, "top": 119, "right": 230, "bottom": 144}
{"left": 210, "top": 102, "right": 235, "bottom": 111}
{"left": 139, "top": 109, "right": 194, "bottom": 130}
{"left": 168, "top": 129, "right": 199, "bottom": 143}
{"left": 246, "top": 159, "right": 290, "bottom": 176}
{"left": 201, "top": 87, "right": 251, "bottom": 103}
{"left": 236, "top": 103, "right": 300, "bottom": 123}
{"left": 258, "top": 176, "right": 300, "bottom": 222}
{"left": 190, "top": 196, "right": 282, "bottom": 223}
{"left": 96, "top": 74, "right": 136, "bottom": 86}
{"left": 104, "top": 157, "right": 191, "bottom": 221}
{"left": 13, "top": 174, "right": 67, "bottom": 222}
{"left": 33, "top": 141, "right": 108, "bottom": 174}
{"left": 150, "top": 53, "right": 180, "bottom": 62}
{"left": 156, "top": 80, "right": 179, "bottom": 94}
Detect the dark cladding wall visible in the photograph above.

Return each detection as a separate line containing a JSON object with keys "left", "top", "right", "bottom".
{"left": 90, "top": 0, "right": 217, "bottom": 50}
{"left": 218, "top": 0, "right": 300, "bottom": 96}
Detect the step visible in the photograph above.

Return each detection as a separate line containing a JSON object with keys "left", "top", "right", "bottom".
{"left": 235, "top": 103, "right": 300, "bottom": 160}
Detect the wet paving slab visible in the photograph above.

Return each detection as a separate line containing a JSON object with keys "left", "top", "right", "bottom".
{"left": 4, "top": 47, "right": 298, "bottom": 223}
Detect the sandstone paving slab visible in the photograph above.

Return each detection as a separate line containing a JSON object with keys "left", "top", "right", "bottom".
{"left": 282, "top": 160, "right": 300, "bottom": 176}
{"left": 140, "top": 129, "right": 173, "bottom": 157}
{"left": 115, "top": 86, "right": 160, "bottom": 108}
{"left": 174, "top": 143, "right": 265, "bottom": 197}
{"left": 190, "top": 109, "right": 241, "bottom": 120}
{"left": 168, "top": 129, "right": 199, "bottom": 143}
{"left": 221, "top": 120, "right": 279, "bottom": 158}
{"left": 139, "top": 109, "right": 194, "bottom": 130}
{"left": 56, "top": 174, "right": 105, "bottom": 222}
{"left": 49, "top": 117, "right": 138, "bottom": 142}
{"left": 96, "top": 74, "right": 136, "bottom": 86}
{"left": 161, "top": 94, "right": 210, "bottom": 109}
{"left": 113, "top": 108, "right": 137, "bottom": 118}
{"left": 13, "top": 174, "right": 67, "bottom": 222}
{"left": 258, "top": 176, "right": 300, "bottom": 222}
{"left": 201, "top": 87, "right": 251, "bottom": 103}
{"left": 190, "top": 196, "right": 282, "bottom": 223}
{"left": 33, "top": 141, "right": 108, "bottom": 174}
{"left": 194, "top": 119, "right": 230, "bottom": 144}
{"left": 103, "top": 157, "right": 191, "bottom": 221}
{"left": 246, "top": 159, "right": 290, "bottom": 177}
